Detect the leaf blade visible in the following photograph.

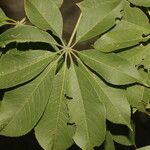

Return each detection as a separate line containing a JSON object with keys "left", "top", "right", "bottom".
{"left": 0, "top": 49, "right": 56, "bottom": 89}
{"left": 76, "top": 0, "right": 123, "bottom": 42}
{"left": 25, "top": 0, "right": 63, "bottom": 38}
{"left": 0, "top": 62, "right": 57, "bottom": 136}
{"left": 68, "top": 61, "right": 106, "bottom": 150}
{"left": 35, "top": 64, "right": 74, "bottom": 150}
{"left": 94, "top": 2, "right": 150, "bottom": 52}
{"left": 0, "top": 25, "right": 57, "bottom": 48}
{"left": 78, "top": 49, "right": 144, "bottom": 85}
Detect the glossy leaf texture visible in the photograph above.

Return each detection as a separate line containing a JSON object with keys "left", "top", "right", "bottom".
{"left": 78, "top": 49, "right": 144, "bottom": 85}
{"left": 128, "top": 0, "right": 150, "bottom": 7}
{"left": 25, "top": 0, "right": 63, "bottom": 38}
{"left": 0, "top": 25, "right": 57, "bottom": 48}
{"left": 35, "top": 64, "right": 74, "bottom": 150}
{"left": 76, "top": 0, "right": 122, "bottom": 42}
{"left": 0, "top": 49, "right": 57, "bottom": 89}
{"left": 67, "top": 61, "right": 106, "bottom": 150}
{"left": 94, "top": 2, "right": 150, "bottom": 52}
{"left": 0, "top": 62, "right": 57, "bottom": 136}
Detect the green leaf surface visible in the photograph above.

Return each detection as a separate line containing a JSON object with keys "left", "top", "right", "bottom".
{"left": 94, "top": 2, "right": 150, "bottom": 52}
{"left": 25, "top": 0, "right": 63, "bottom": 38}
{"left": 112, "top": 132, "right": 134, "bottom": 146}
{"left": 118, "top": 45, "right": 150, "bottom": 66}
{"left": 104, "top": 131, "right": 115, "bottom": 150}
{"left": 127, "top": 70, "right": 150, "bottom": 112}
{"left": 76, "top": 0, "right": 123, "bottom": 42}
{"left": 0, "top": 8, "right": 9, "bottom": 27}
{"left": 0, "top": 49, "right": 56, "bottom": 89}
{"left": 0, "top": 63, "right": 57, "bottom": 136}
{"left": 141, "top": 56, "right": 150, "bottom": 69}
{"left": 79, "top": 49, "right": 143, "bottom": 85}
{"left": 54, "top": 0, "right": 63, "bottom": 7}
{"left": 93, "top": 74, "right": 131, "bottom": 128}
{"left": 137, "top": 146, "right": 150, "bottom": 150}
{"left": 73, "top": 56, "right": 131, "bottom": 128}
{"left": 35, "top": 64, "right": 74, "bottom": 150}
{"left": 0, "top": 25, "right": 57, "bottom": 48}
{"left": 68, "top": 62, "right": 106, "bottom": 150}
{"left": 128, "top": 0, "right": 150, "bottom": 7}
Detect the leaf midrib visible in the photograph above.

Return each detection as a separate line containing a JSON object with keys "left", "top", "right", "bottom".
{"left": 52, "top": 65, "right": 67, "bottom": 149}
{"left": 78, "top": 1, "right": 122, "bottom": 40}
{"left": 0, "top": 53, "right": 54, "bottom": 77}
{"left": 79, "top": 52, "right": 138, "bottom": 80}
{"left": 27, "top": 0, "right": 55, "bottom": 33}
{"left": 1, "top": 63, "right": 55, "bottom": 131}
{"left": 77, "top": 59, "right": 129, "bottom": 126}
{"left": 72, "top": 64, "right": 91, "bottom": 149}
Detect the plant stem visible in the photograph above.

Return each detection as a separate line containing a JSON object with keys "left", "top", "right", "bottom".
{"left": 67, "top": 13, "right": 82, "bottom": 47}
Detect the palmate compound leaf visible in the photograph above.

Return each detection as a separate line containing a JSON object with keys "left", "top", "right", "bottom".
{"left": 35, "top": 64, "right": 74, "bottom": 150}
{"left": 67, "top": 61, "right": 106, "bottom": 150}
{"left": 0, "top": 8, "right": 9, "bottom": 27}
{"left": 128, "top": 0, "right": 150, "bottom": 7}
{"left": 25, "top": 0, "right": 63, "bottom": 38}
{"left": 78, "top": 49, "right": 144, "bottom": 86}
{"left": 0, "top": 49, "right": 57, "bottom": 89}
{"left": 94, "top": 1, "right": 150, "bottom": 52}
{"left": 127, "top": 69, "right": 150, "bottom": 112}
{"left": 0, "top": 25, "right": 57, "bottom": 48}
{"left": 75, "top": 0, "right": 123, "bottom": 42}
{"left": 0, "top": 60, "right": 58, "bottom": 136}
{"left": 118, "top": 44, "right": 150, "bottom": 66}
